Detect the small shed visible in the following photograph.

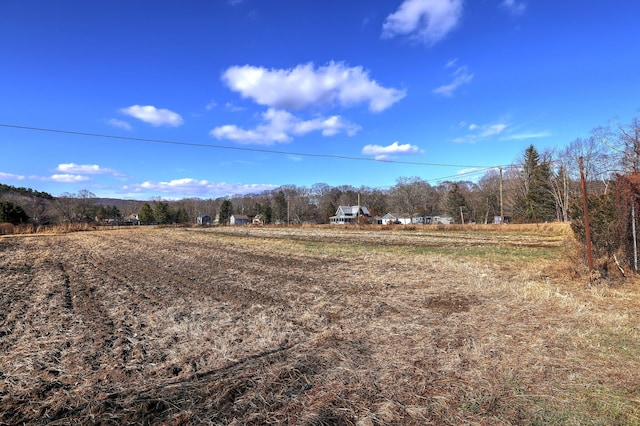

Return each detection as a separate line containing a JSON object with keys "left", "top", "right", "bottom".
{"left": 230, "top": 214, "right": 249, "bottom": 226}
{"left": 197, "top": 215, "right": 212, "bottom": 225}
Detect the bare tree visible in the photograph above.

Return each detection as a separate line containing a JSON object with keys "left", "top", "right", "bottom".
{"left": 54, "top": 193, "right": 76, "bottom": 223}
{"left": 359, "top": 186, "right": 388, "bottom": 218}
{"left": 311, "top": 183, "right": 340, "bottom": 223}
{"left": 388, "top": 177, "right": 434, "bottom": 217}
{"left": 546, "top": 151, "right": 571, "bottom": 222}
{"left": 335, "top": 185, "right": 359, "bottom": 207}
{"left": 592, "top": 117, "right": 640, "bottom": 178}
{"left": 477, "top": 170, "right": 502, "bottom": 224}
{"left": 54, "top": 191, "right": 95, "bottom": 222}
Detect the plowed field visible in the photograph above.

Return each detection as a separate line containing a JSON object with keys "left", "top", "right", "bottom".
{"left": 1, "top": 226, "right": 639, "bottom": 424}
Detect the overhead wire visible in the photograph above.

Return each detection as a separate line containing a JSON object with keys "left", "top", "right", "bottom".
{"left": 0, "top": 122, "right": 515, "bottom": 184}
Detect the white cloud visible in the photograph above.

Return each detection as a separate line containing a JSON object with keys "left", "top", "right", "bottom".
{"left": 222, "top": 62, "right": 405, "bottom": 113}
{"left": 50, "top": 174, "right": 91, "bottom": 183}
{"left": 124, "top": 178, "right": 277, "bottom": 197}
{"left": 107, "top": 118, "right": 132, "bottom": 130}
{"left": 210, "top": 108, "right": 361, "bottom": 145}
{"left": 0, "top": 171, "right": 25, "bottom": 180}
{"left": 481, "top": 124, "right": 507, "bottom": 137}
{"left": 362, "top": 141, "right": 424, "bottom": 157}
{"left": 457, "top": 167, "right": 482, "bottom": 176}
{"left": 454, "top": 121, "right": 508, "bottom": 143}
{"left": 501, "top": 0, "right": 526, "bottom": 16}
{"left": 55, "top": 163, "right": 123, "bottom": 176}
{"left": 120, "top": 105, "right": 184, "bottom": 127}
{"left": 205, "top": 100, "right": 218, "bottom": 110}
{"left": 382, "top": 0, "right": 463, "bottom": 46}
{"left": 433, "top": 65, "right": 474, "bottom": 97}
{"left": 224, "top": 102, "right": 246, "bottom": 112}
{"left": 501, "top": 131, "right": 551, "bottom": 140}
{"left": 445, "top": 58, "right": 458, "bottom": 68}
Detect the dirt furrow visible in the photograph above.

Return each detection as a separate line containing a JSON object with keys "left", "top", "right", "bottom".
{"left": 3, "top": 226, "right": 633, "bottom": 425}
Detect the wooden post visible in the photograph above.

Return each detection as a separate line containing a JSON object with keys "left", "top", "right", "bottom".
{"left": 632, "top": 201, "right": 638, "bottom": 272}
{"left": 499, "top": 166, "right": 504, "bottom": 224}
{"left": 579, "top": 157, "right": 594, "bottom": 275}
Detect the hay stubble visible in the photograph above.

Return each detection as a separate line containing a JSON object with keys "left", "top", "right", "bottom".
{"left": 1, "top": 225, "right": 639, "bottom": 424}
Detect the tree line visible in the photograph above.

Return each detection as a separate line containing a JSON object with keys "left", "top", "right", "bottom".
{"left": 138, "top": 114, "right": 636, "bottom": 227}
{"left": 1, "top": 116, "right": 638, "bottom": 229}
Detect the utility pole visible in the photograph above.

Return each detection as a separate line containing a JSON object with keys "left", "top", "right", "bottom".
{"left": 499, "top": 166, "right": 504, "bottom": 224}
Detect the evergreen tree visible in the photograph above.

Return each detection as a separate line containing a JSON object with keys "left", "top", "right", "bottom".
{"left": 0, "top": 200, "right": 29, "bottom": 224}
{"left": 175, "top": 208, "right": 190, "bottom": 224}
{"left": 528, "top": 160, "right": 556, "bottom": 221}
{"left": 153, "top": 201, "right": 171, "bottom": 224}
{"left": 445, "top": 183, "right": 468, "bottom": 223}
{"left": 513, "top": 145, "right": 557, "bottom": 223}
{"left": 96, "top": 205, "right": 121, "bottom": 222}
{"left": 261, "top": 204, "right": 273, "bottom": 224}
{"left": 138, "top": 203, "right": 155, "bottom": 225}
{"left": 219, "top": 199, "right": 233, "bottom": 225}
{"left": 273, "top": 190, "right": 287, "bottom": 223}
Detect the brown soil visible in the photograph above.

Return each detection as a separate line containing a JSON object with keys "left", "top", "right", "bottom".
{"left": 1, "top": 226, "right": 639, "bottom": 425}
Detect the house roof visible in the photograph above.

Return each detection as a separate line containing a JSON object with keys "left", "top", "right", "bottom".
{"left": 386, "top": 212, "right": 415, "bottom": 218}
{"left": 231, "top": 214, "right": 249, "bottom": 220}
{"left": 381, "top": 213, "right": 400, "bottom": 220}
{"left": 334, "top": 205, "right": 370, "bottom": 217}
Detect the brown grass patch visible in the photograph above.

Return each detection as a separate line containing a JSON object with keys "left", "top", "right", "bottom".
{"left": 1, "top": 226, "right": 639, "bottom": 424}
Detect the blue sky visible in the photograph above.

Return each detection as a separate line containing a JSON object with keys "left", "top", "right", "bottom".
{"left": 1, "top": 0, "right": 639, "bottom": 199}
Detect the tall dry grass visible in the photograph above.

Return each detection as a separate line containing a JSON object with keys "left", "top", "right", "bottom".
{"left": 0, "top": 222, "right": 138, "bottom": 235}
{"left": 2, "top": 225, "right": 638, "bottom": 424}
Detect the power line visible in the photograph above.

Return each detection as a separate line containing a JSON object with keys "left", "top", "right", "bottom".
{"left": 425, "top": 166, "right": 499, "bottom": 184}
{"left": 0, "top": 123, "right": 508, "bottom": 170}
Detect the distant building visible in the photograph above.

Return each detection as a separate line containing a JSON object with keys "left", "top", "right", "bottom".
{"left": 230, "top": 214, "right": 250, "bottom": 226}
{"left": 330, "top": 205, "right": 371, "bottom": 224}
{"left": 197, "top": 215, "right": 212, "bottom": 225}
{"left": 252, "top": 214, "right": 265, "bottom": 225}
{"left": 411, "top": 215, "right": 430, "bottom": 224}
{"left": 378, "top": 213, "right": 413, "bottom": 225}
{"left": 123, "top": 214, "right": 140, "bottom": 226}
{"left": 432, "top": 216, "right": 453, "bottom": 225}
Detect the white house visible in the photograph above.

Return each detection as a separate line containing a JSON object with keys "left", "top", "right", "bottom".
{"left": 230, "top": 214, "right": 250, "bottom": 226}
{"left": 330, "top": 205, "right": 371, "bottom": 224}
{"left": 432, "top": 216, "right": 453, "bottom": 225}
{"left": 378, "top": 213, "right": 412, "bottom": 225}
{"left": 252, "top": 214, "right": 265, "bottom": 225}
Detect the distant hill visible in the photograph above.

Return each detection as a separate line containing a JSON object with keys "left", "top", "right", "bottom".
{"left": 0, "top": 183, "right": 54, "bottom": 200}
{"left": 92, "top": 198, "right": 145, "bottom": 216}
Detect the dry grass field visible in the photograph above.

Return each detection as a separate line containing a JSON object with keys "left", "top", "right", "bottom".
{"left": 1, "top": 224, "right": 640, "bottom": 425}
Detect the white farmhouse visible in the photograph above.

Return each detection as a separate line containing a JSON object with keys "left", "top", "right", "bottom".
{"left": 330, "top": 205, "right": 371, "bottom": 224}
